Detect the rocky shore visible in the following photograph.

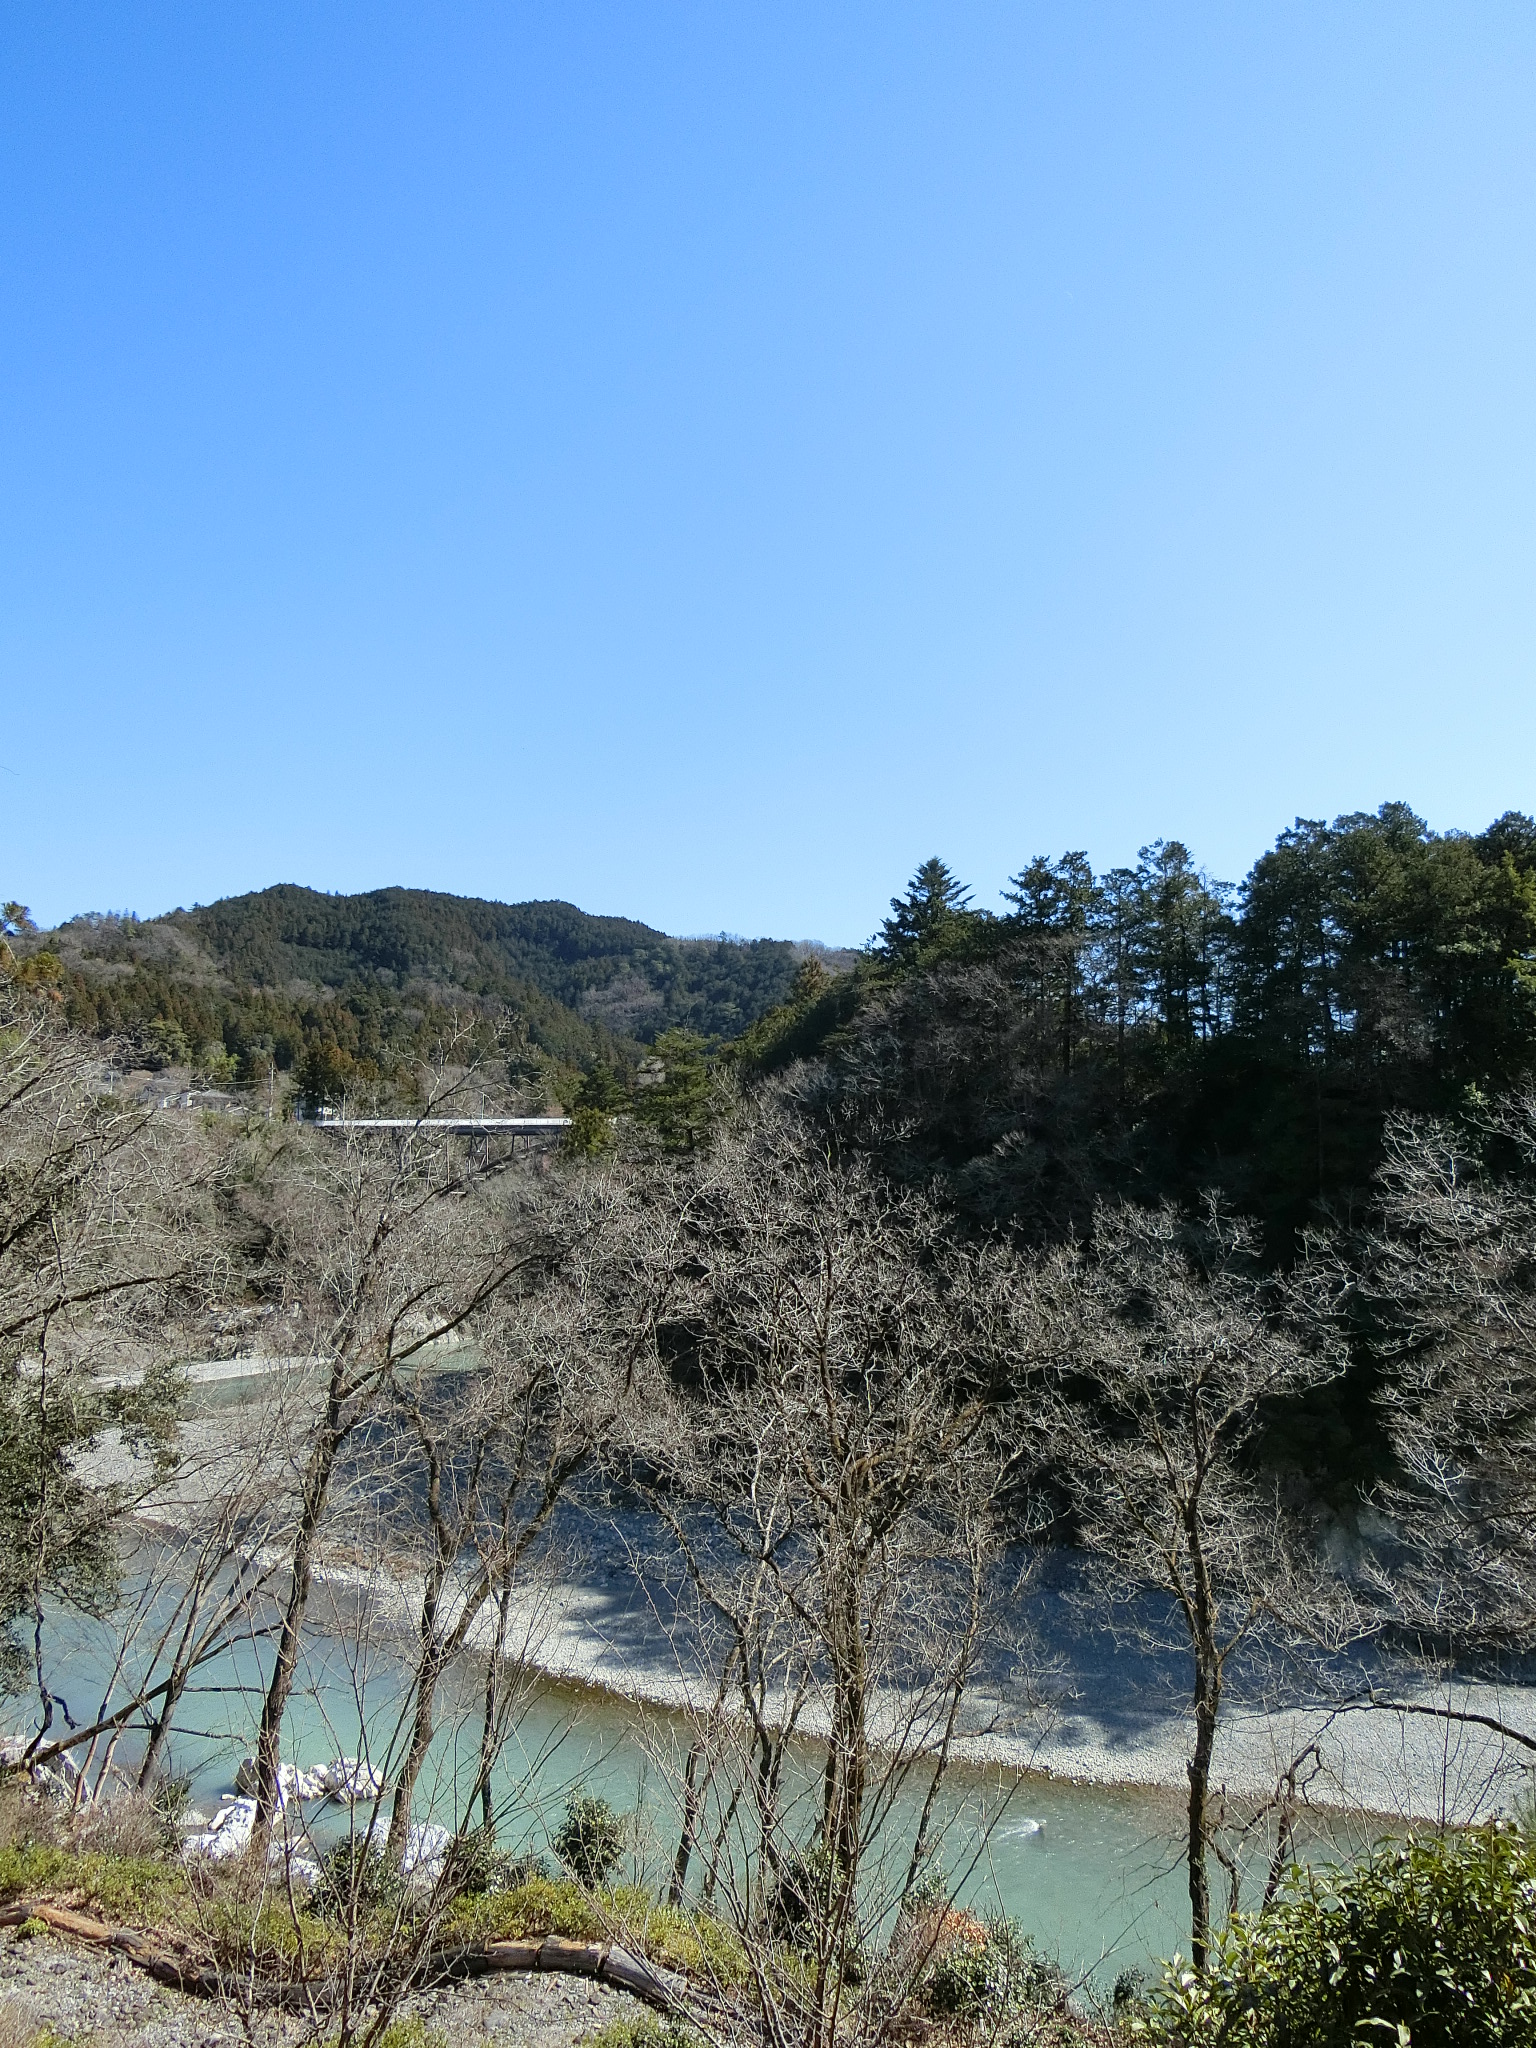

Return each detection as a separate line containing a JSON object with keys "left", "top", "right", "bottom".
{"left": 87, "top": 1398, "right": 1536, "bottom": 1833}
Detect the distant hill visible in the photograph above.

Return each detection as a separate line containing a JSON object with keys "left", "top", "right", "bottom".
{"left": 33, "top": 884, "right": 812, "bottom": 1101}
{"left": 166, "top": 885, "right": 801, "bottom": 1041}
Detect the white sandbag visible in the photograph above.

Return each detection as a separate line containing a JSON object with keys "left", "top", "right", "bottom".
{"left": 400, "top": 1820, "right": 451, "bottom": 1885}
{"left": 233, "top": 1757, "right": 331, "bottom": 1805}
{"left": 184, "top": 1795, "right": 256, "bottom": 1861}
{"left": 312, "top": 1755, "right": 385, "bottom": 1801}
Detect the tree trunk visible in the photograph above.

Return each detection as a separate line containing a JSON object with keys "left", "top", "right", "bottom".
{"left": 385, "top": 1568, "right": 494, "bottom": 1863}
{"left": 822, "top": 1573, "right": 866, "bottom": 1878}
{"left": 135, "top": 1671, "right": 190, "bottom": 1790}
{"left": 1185, "top": 1536, "right": 1222, "bottom": 1969}
{"left": 251, "top": 1416, "right": 342, "bottom": 1835}
{"left": 472, "top": 1575, "right": 518, "bottom": 1838}
{"left": 669, "top": 1741, "right": 703, "bottom": 1906}
{"left": 384, "top": 1635, "right": 448, "bottom": 1864}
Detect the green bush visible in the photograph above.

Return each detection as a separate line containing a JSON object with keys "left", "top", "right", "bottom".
{"left": 764, "top": 1844, "right": 833, "bottom": 1949}
{"left": 0, "top": 1838, "right": 182, "bottom": 1922}
{"left": 357, "top": 2020, "right": 446, "bottom": 2048}
{"left": 552, "top": 1790, "right": 626, "bottom": 1890}
{"left": 443, "top": 1871, "right": 603, "bottom": 1943}
{"left": 586, "top": 2016, "right": 702, "bottom": 2048}
{"left": 310, "top": 1836, "right": 403, "bottom": 1919}
{"left": 922, "top": 1915, "right": 1065, "bottom": 2024}
{"left": 440, "top": 1829, "right": 549, "bottom": 1900}
{"left": 1137, "top": 1824, "right": 1536, "bottom": 2047}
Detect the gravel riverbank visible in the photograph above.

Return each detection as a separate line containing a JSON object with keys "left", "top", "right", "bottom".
{"left": 85, "top": 1399, "right": 1536, "bottom": 1833}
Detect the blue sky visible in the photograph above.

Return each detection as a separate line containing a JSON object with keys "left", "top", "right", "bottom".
{"left": 3, "top": 4, "right": 1534, "bottom": 942}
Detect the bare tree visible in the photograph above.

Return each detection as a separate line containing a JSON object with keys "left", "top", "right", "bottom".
{"left": 19, "top": 1376, "right": 303, "bottom": 1792}
{"left": 1025, "top": 1198, "right": 1347, "bottom": 1966}
{"left": 0, "top": 980, "right": 234, "bottom": 1756}
{"left": 242, "top": 1079, "right": 576, "bottom": 1839}
{"left": 1354, "top": 1093, "right": 1536, "bottom": 1653}
{"left": 624, "top": 1104, "right": 1025, "bottom": 2048}
{"left": 372, "top": 1172, "right": 641, "bottom": 1863}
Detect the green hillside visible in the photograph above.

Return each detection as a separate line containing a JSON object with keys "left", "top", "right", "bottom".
{"left": 166, "top": 885, "right": 798, "bottom": 1041}
{"left": 33, "top": 884, "right": 802, "bottom": 1105}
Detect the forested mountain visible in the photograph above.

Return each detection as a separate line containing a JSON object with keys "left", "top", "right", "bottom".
{"left": 742, "top": 802, "right": 1536, "bottom": 1247}
{"left": 166, "top": 885, "right": 798, "bottom": 1039}
{"left": 21, "top": 884, "right": 800, "bottom": 1106}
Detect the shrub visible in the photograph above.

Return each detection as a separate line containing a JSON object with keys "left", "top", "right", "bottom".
{"left": 764, "top": 1845, "right": 834, "bottom": 1949}
{"left": 150, "top": 1772, "right": 194, "bottom": 1833}
{"left": 552, "top": 1790, "right": 626, "bottom": 1890}
{"left": 921, "top": 1914, "right": 1066, "bottom": 2024}
{"left": 442, "top": 1830, "right": 550, "bottom": 1900}
{"left": 1136, "top": 1824, "right": 1536, "bottom": 2047}
{"left": 75, "top": 1786, "right": 179, "bottom": 1860}
{"left": 199, "top": 1888, "right": 336, "bottom": 1970}
{"left": 0, "top": 1783, "right": 62, "bottom": 1858}
{"left": 365, "top": 2020, "right": 446, "bottom": 2048}
{"left": 587, "top": 2015, "right": 702, "bottom": 2048}
{"left": 311, "top": 1836, "right": 403, "bottom": 1920}
{"left": 0, "top": 1835, "right": 181, "bottom": 1922}
{"left": 443, "top": 1872, "right": 603, "bottom": 1944}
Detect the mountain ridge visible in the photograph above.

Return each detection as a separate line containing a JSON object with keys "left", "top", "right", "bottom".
{"left": 25, "top": 881, "right": 832, "bottom": 1096}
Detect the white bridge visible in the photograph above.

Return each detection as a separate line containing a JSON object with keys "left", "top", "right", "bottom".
{"left": 309, "top": 1114, "right": 571, "bottom": 1136}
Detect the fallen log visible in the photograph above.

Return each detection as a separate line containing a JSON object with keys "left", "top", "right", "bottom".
{"left": 0, "top": 1899, "right": 685, "bottom": 2014}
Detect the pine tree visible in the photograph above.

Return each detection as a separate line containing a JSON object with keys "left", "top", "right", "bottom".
{"left": 632, "top": 1029, "right": 715, "bottom": 1150}
{"left": 877, "top": 858, "right": 976, "bottom": 965}
{"left": 1004, "top": 852, "right": 1100, "bottom": 1073}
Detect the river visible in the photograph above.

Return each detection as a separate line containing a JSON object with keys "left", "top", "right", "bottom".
{"left": 31, "top": 1363, "right": 1425, "bottom": 1997}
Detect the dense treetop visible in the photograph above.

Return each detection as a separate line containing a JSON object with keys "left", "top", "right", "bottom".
{"left": 13, "top": 803, "right": 1536, "bottom": 1228}
{"left": 740, "top": 802, "right": 1536, "bottom": 1244}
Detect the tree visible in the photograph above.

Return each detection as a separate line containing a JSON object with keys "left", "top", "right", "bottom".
{"left": 625, "top": 1103, "right": 1022, "bottom": 2048}
{"left": 563, "top": 1060, "right": 629, "bottom": 1156}
{"left": 241, "top": 1076, "right": 574, "bottom": 1839}
{"left": 1234, "top": 803, "right": 1536, "bottom": 1091}
{"left": 1094, "top": 864, "right": 1145, "bottom": 1093}
{"left": 297, "top": 1038, "right": 359, "bottom": 1114}
{"left": 0, "top": 981, "right": 231, "bottom": 1745}
{"left": 1003, "top": 852, "right": 1100, "bottom": 1074}
{"left": 575, "top": 1060, "right": 628, "bottom": 1111}
{"left": 1354, "top": 1093, "right": 1536, "bottom": 1652}
{"left": 20, "top": 1371, "right": 303, "bottom": 1795}
{"left": 1027, "top": 1200, "right": 1346, "bottom": 1966}
{"left": 631, "top": 1028, "right": 716, "bottom": 1150}
{"left": 0, "top": 905, "right": 63, "bottom": 995}
{"left": 1141, "top": 1824, "right": 1536, "bottom": 2047}
{"left": 1129, "top": 841, "right": 1234, "bottom": 1054}
{"left": 372, "top": 1168, "right": 638, "bottom": 1864}
{"left": 877, "top": 858, "right": 979, "bottom": 966}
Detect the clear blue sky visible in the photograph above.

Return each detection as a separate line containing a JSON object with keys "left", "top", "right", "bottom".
{"left": 4, "top": 4, "right": 1534, "bottom": 942}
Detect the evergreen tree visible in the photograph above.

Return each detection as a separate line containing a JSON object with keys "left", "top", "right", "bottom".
{"left": 1231, "top": 817, "right": 1342, "bottom": 1061}
{"left": 1003, "top": 851, "right": 1099, "bottom": 1073}
{"left": 575, "top": 1061, "right": 628, "bottom": 1111}
{"left": 1130, "top": 841, "right": 1234, "bottom": 1053}
{"left": 877, "top": 858, "right": 977, "bottom": 965}
{"left": 632, "top": 1028, "right": 716, "bottom": 1150}
{"left": 564, "top": 1060, "right": 629, "bottom": 1156}
{"left": 1095, "top": 865, "right": 1146, "bottom": 1094}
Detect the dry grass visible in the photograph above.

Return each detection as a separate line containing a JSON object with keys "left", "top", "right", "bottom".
{"left": 0, "top": 1784, "right": 64, "bottom": 1859}
{"left": 70, "top": 1791, "right": 174, "bottom": 1864}
{"left": 0, "top": 2000, "right": 43, "bottom": 2048}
